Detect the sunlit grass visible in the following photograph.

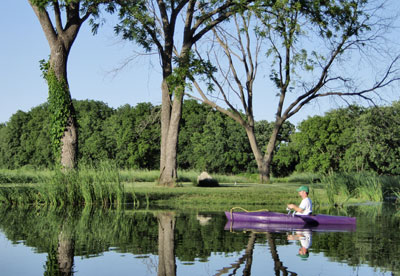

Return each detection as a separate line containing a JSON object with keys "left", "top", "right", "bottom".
{"left": 118, "top": 169, "right": 253, "bottom": 185}
{"left": 0, "top": 167, "right": 54, "bottom": 184}
{"left": 122, "top": 181, "right": 328, "bottom": 211}
{"left": 321, "top": 172, "right": 400, "bottom": 205}
{"left": 0, "top": 167, "right": 397, "bottom": 209}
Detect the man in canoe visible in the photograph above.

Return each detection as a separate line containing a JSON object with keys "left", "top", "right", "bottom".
{"left": 287, "top": 185, "right": 312, "bottom": 215}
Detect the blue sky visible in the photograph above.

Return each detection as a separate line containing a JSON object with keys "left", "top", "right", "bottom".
{"left": 1, "top": 1, "right": 399, "bottom": 126}
{"left": 1, "top": 1, "right": 162, "bottom": 124}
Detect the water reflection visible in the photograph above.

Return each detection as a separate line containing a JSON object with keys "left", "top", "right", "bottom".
{"left": 0, "top": 204, "right": 398, "bottom": 275}
{"left": 157, "top": 212, "right": 176, "bottom": 276}
{"left": 266, "top": 232, "right": 298, "bottom": 276}
{"left": 287, "top": 230, "right": 311, "bottom": 259}
{"left": 215, "top": 232, "right": 256, "bottom": 276}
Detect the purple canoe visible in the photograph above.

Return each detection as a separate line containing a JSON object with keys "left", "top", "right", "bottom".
{"left": 225, "top": 211, "right": 356, "bottom": 226}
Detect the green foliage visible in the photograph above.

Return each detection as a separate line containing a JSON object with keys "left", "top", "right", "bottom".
{"left": 168, "top": 51, "right": 217, "bottom": 95}
{"left": 348, "top": 103, "right": 400, "bottom": 175}
{"left": 180, "top": 100, "right": 288, "bottom": 174}
{"left": 40, "top": 61, "right": 75, "bottom": 164}
{"left": 271, "top": 142, "right": 299, "bottom": 177}
{"left": 178, "top": 100, "right": 212, "bottom": 169}
{"left": 0, "top": 100, "right": 162, "bottom": 171}
{"left": 0, "top": 106, "right": 53, "bottom": 169}
{"left": 295, "top": 106, "right": 364, "bottom": 173}
{"left": 74, "top": 100, "right": 114, "bottom": 165}
{"left": 115, "top": 0, "right": 156, "bottom": 52}
{"left": 3, "top": 99, "right": 400, "bottom": 179}
{"left": 103, "top": 103, "right": 161, "bottom": 169}
{"left": 294, "top": 103, "right": 400, "bottom": 176}
{"left": 191, "top": 109, "right": 255, "bottom": 174}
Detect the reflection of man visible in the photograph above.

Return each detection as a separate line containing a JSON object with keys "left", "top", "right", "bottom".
{"left": 287, "top": 230, "right": 312, "bottom": 259}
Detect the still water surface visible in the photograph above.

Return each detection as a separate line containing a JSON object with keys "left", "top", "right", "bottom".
{"left": 0, "top": 204, "right": 398, "bottom": 275}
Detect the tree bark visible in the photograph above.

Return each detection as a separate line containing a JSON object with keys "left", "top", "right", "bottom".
{"left": 159, "top": 42, "right": 190, "bottom": 186}
{"left": 244, "top": 125, "right": 270, "bottom": 183}
{"left": 159, "top": 93, "right": 183, "bottom": 186}
{"left": 262, "top": 121, "right": 283, "bottom": 182}
{"left": 50, "top": 45, "right": 78, "bottom": 170}
{"left": 245, "top": 117, "right": 284, "bottom": 183}
{"left": 160, "top": 79, "right": 171, "bottom": 174}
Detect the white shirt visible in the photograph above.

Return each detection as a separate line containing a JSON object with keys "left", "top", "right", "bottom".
{"left": 296, "top": 197, "right": 312, "bottom": 215}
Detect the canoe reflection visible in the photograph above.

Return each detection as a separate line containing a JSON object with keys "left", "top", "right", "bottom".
{"left": 224, "top": 220, "right": 357, "bottom": 233}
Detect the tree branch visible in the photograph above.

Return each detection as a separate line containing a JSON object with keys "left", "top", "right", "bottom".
{"left": 28, "top": 0, "right": 57, "bottom": 45}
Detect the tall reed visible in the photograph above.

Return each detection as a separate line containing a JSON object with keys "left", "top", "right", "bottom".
{"left": 320, "top": 172, "right": 393, "bottom": 204}
{"left": 36, "top": 162, "right": 125, "bottom": 207}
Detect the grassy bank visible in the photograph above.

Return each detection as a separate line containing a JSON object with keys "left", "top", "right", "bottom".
{"left": 0, "top": 168, "right": 398, "bottom": 209}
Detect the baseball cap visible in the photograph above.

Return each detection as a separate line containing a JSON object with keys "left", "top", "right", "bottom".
{"left": 296, "top": 185, "right": 309, "bottom": 193}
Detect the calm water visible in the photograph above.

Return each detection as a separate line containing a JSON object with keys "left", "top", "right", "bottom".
{"left": 0, "top": 204, "right": 398, "bottom": 276}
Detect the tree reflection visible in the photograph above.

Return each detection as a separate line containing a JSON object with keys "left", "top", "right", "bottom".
{"left": 56, "top": 228, "right": 75, "bottom": 275}
{"left": 215, "top": 232, "right": 256, "bottom": 275}
{"left": 266, "top": 232, "right": 297, "bottom": 276}
{"left": 44, "top": 218, "right": 75, "bottom": 276}
{"left": 157, "top": 212, "right": 176, "bottom": 276}
{"left": 216, "top": 231, "right": 298, "bottom": 275}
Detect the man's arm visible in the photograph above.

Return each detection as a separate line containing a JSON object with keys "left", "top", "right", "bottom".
{"left": 287, "top": 204, "right": 304, "bottom": 213}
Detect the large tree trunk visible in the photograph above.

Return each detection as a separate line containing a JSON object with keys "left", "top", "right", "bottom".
{"left": 159, "top": 91, "right": 183, "bottom": 187}
{"left": 160, "top": 79, "right": 171, "bottom": 174}
{"left": 50, "top": 47, "right": 78, "bottom": 170}
{"left": 159, "top": 44, "right": 190, "bottom": 186}
{"left": 245, "top": 119, "right": 283, "bottom": 183}
{"left": 245, "top": 126, "right": 269, "bottom": 183}
{"left": 263, "top": 121, "right": 283, "bottom": 182}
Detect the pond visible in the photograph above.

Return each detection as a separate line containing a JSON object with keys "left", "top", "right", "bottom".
{"left": 0, "top": 204, "right": 398, "bottom": 275}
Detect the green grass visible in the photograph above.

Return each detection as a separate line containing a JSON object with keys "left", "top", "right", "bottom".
{"left": 118, "top": 169, "right": 254, "bottom": 185}
{"left": 0, "top": 167, "right": 397, "bottom": 209}
{"left": 0, "top": 168, "right": 54, "bottom": 184}
{"left": 123, "top": 181, "right": 328, "bottom": 211}
{"left": 321, "top": 172, "right": 400, "bottom": 205}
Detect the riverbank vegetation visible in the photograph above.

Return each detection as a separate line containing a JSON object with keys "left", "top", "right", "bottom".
{"left": 0, "top": 166, "right": 398, "bottom": 209}
{"left": 1, "top": 100, "right": 400, "bottom": 207}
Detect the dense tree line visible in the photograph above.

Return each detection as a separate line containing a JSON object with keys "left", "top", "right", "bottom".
{"left": 2, "top": 100, "right": 400, "bottom": 176}
{"left": 293, "top": 102, "right": 400, "bottom": 175}
{"left": 0, "top": 99, "right": 292, "bottom": 175}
